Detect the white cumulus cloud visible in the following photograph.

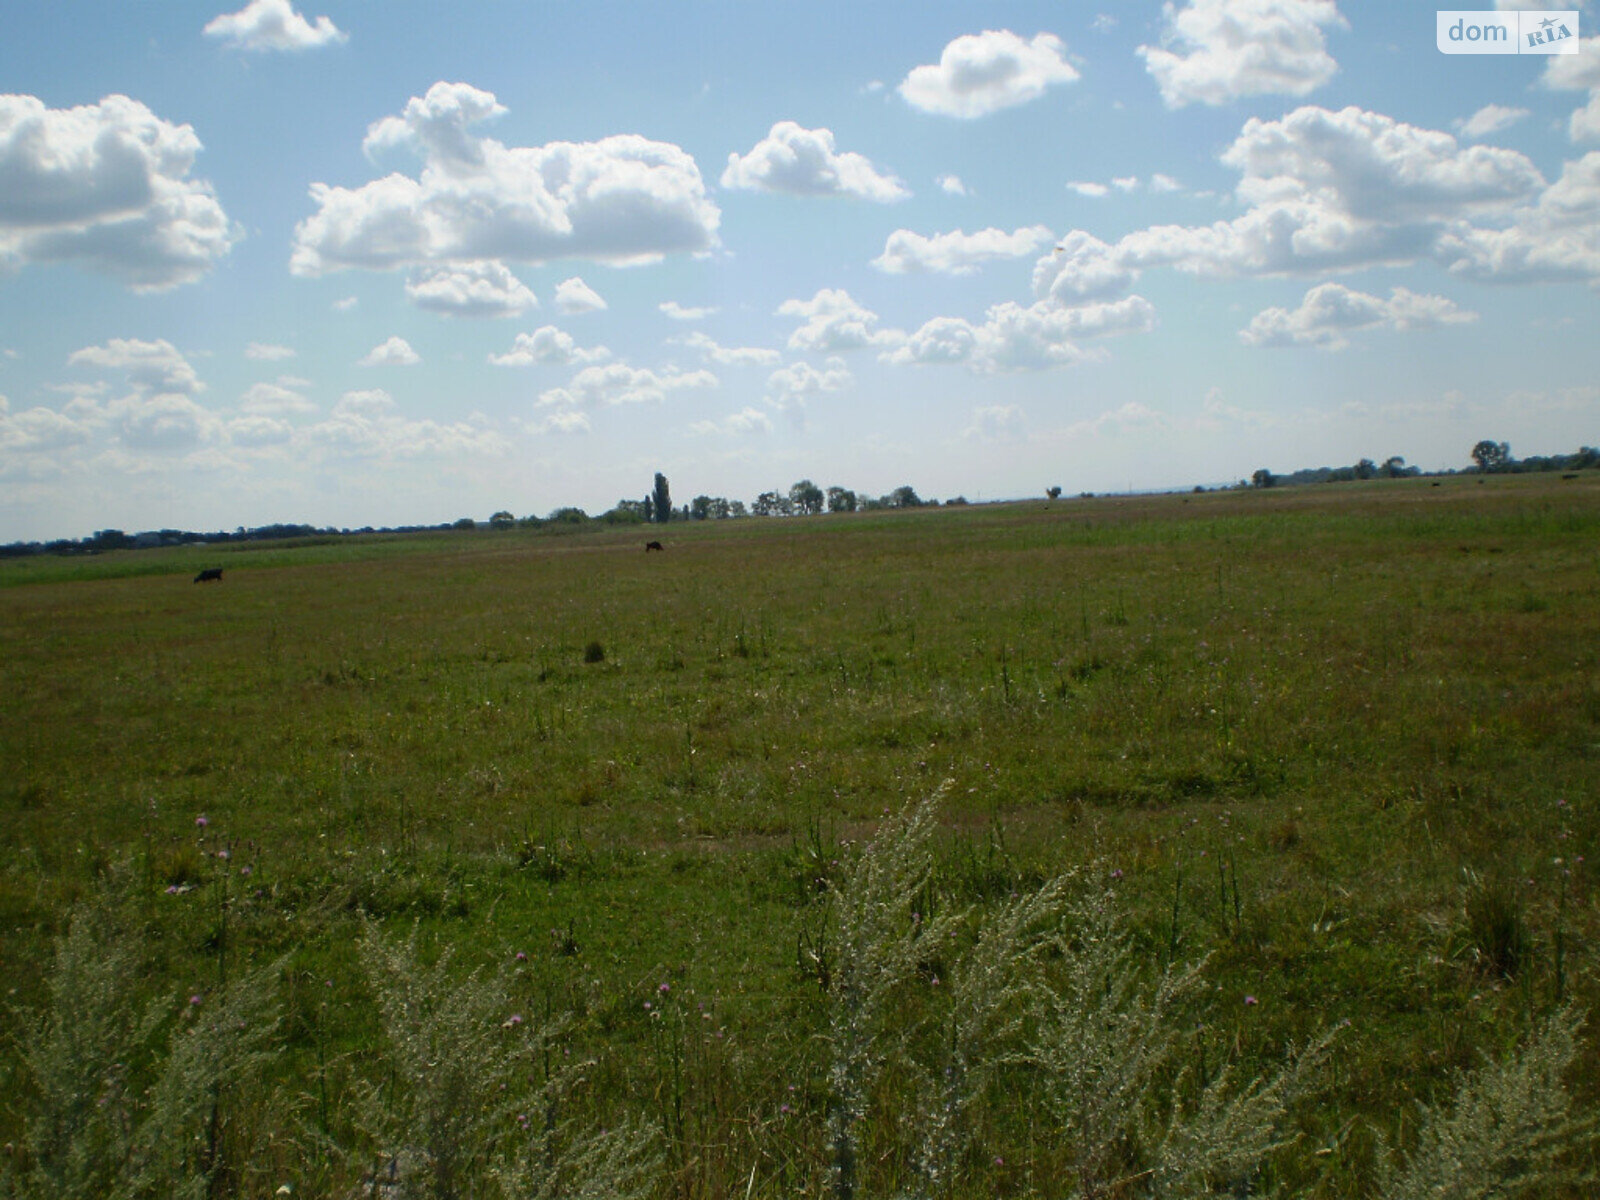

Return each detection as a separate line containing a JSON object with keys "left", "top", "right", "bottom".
{"left": 899, "top": 30, "right": 1080, "bottom": 118}
{"left": 872, "top": 226, "right": 1055, "bottom": 275}
{"left": 489, "top": 326, "right": 610, "bottom": 367}
{"left": 359, "top": 336, "right": 420, "bottom": 366}
{"left": 1458, "top": 104, "right": 1530, "bottom": 140}
{"left": 766, "top": 358, "right": 853, "bottom": 409}
{"left": 674, "top": 332, "right": 781, "bottom": 367}
{"left": 721, "top": 122, "right": 908, "bottom": 202}
{"left": 777, "top": 289, "right": 904, "bottom": 352}
{"left": 1239, "top": 282, "right": 1478, "bottom": 349}
{"left": 0, "top": 94, "right": 236, "bottom": 290}
{"left": 405, "top": 260, "right": 537, "bottom": 317}
{"left": 291, "top": 82, "right": 721, "bottom": 278}
{"left": 537, "top": 363, "right": 717, "bottom": 410}
{"left": 203, "top": 0, "right": 346, "bottom": 52}
{"left": 245, "top": 342, "right": 296, "bottom": 361}
{"left": 691, "top": 406, "right": 773, "bottom": 436}
{"left": 554, "top": 276, "right": 607, "bottom": 314}
{"left": 68, "top": 338, "right": 204, "bottom": 395}
{"left": 887, "top": 296, "right": 1155, "bottom": 373}
{"left": 660, "top": 300, "right": 717, "bottom": 320}
{"left": 1138, "top": 0, "right": 1346, "bottom": 109}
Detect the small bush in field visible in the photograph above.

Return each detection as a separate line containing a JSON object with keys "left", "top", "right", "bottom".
{"left": 582, "top": 640, "right": 605, "bottom": 664}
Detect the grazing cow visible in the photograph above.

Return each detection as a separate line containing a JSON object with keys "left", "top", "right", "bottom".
{"left": 645, "top": 540, "right": 664, "bottom": 552}
{"left": 193, "top": 568, "right": 223, "bottom": 583}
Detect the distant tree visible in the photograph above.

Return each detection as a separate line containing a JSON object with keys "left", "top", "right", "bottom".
{"left": 886, "top": 485, "right": 922, "bottom": 508}
{"left": 1046, "top": 486, "right": 1063, "bottom": 501}
{"left": 547, "top": 507, "right": 589, "bottom": 524}
{"left": 1355, "top": 458, "right": 1377, "bottom": 480}
{"left": 790, "top": 479, "right": 824, "bottom": 515}
{"left": 643, "top": 495, "right": 654, "bottom": 523}
{"left": 610, "top": 499, "right": 647, "bottom": 522}
{"left": 489, "top": 510, "right": 515, "bottom": 530}
{"left": 826, "top": 486, "right": 857, "bottom": 513}
{"left": 652, "top": 473, "right": 671, "bottom": 524}
{"left": 728, "top": 499, "right": 748, "bottom": 517}
{"left": 452, "top": 517, "right": 477, "bottom": 531}
{"left": 690, "top": 495, "right": 713, "bottom": 520}
{"left": 1472, "top": 440, "right": 1511, "bottom": 472}
{"left": 753, "top": 490, "right": 788, "bottom": 517}
{"left": 944, "top": 496, "right": 969, "bottom": 506}
{"left": 1251, "top": 469, "right": 1276, "bottom": 489}
{"left": 1383, "top": 456, "right": 1406, "bottom": 479}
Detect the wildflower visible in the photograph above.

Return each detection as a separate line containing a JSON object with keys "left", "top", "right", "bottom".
{"left": 240, "top": 865, "right": 252, "bottom": 877}
{"left": 658, "top": 981, "right": 670, "bottom": 993}
{"left": 189, "top": 994, "right": 202, "bottom": 1006}
{"left": 515, "top": 951, "right": 527, "bottom": 961}
{"left": 1111, "top": 868, "right": 1124, "bottom": 880}
{"left": 503, "top": 1014, "right": 523, "bottom": 1029}
{"left": 1244, "top": 995, "right": 1258, "bottom": 1006}
{"left": 216, "top": 848, "right": 230, "bottom": 860}
{"left": 643, "top": 1001, "right": 651, "bottom": 1011}
{"left": 195, "top": 815, "right": 208, "bottom": 828}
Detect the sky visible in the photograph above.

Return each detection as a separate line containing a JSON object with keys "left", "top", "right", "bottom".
{"left": 2, "top": 0, "right": 1598, "bottom": 541}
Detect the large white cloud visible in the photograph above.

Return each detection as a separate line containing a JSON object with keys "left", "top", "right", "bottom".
{"left": 898, "top": 30, "right": 1080, "bottom": 118}
{"left": 291, "top": 82, "right": 721, "bottom": 280}
{"left": 1239, "top": 282, "right": 1478, "bottom": 349}
{"left": 871, "top": 225, "right": 1055, "bottom": 274}
{"left": 1435, "top": 151, "right": 1600, "bottom": 282}
{"left": 405, "top": 260, "right": 537, "bottom": 317}
{"left": 0, "top": 94, "right": 236, "bottom": 289}
{"left": 1055, "top": 105, "right": 1559, "bottom": 290}
{"left": 721, "top": 123, "right": 908, "bottom": 202}
{"left": 1138, "top": 0, "right": 1346, "bottom": 109}
{"left": 203, "top": 0, "right": 346, "bottom": 52}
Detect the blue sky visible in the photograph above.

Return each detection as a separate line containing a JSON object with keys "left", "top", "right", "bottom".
{"left": 2, "top": 1, "right": 1597, "bottom": 539}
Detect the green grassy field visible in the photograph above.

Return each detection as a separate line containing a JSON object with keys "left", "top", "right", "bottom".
{"left": 2, "top": 476, "right": 1597, "bottom": 1198}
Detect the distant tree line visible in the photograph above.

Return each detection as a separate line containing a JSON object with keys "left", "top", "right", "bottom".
{"left": 1247, "top": 443, "right": 1600, "bottom": 490}
{"left": 11, "top": 445, "right": 1597, "bottom": 557}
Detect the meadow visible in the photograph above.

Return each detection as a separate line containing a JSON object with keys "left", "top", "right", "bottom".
{"left": 1, "top": 475, "right": 1597, "bottom": 1199}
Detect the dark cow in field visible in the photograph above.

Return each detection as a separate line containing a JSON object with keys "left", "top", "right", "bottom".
{"left": 193, "top": 568, "right": 224, "bottom": 583}
{"left": 645, "top": 540, "right": 664, "bottom": 552}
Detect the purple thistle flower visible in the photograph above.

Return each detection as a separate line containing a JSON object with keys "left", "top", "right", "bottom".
{"left": 195, "top": 815, "right": 208, "bottom": 828}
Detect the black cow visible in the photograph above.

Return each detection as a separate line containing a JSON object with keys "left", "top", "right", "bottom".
{"left": 645, "top": 540, "right": 664, "bottom": 552}
{"left": 193, "top": 568, "right": 224, "bottom": 583}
